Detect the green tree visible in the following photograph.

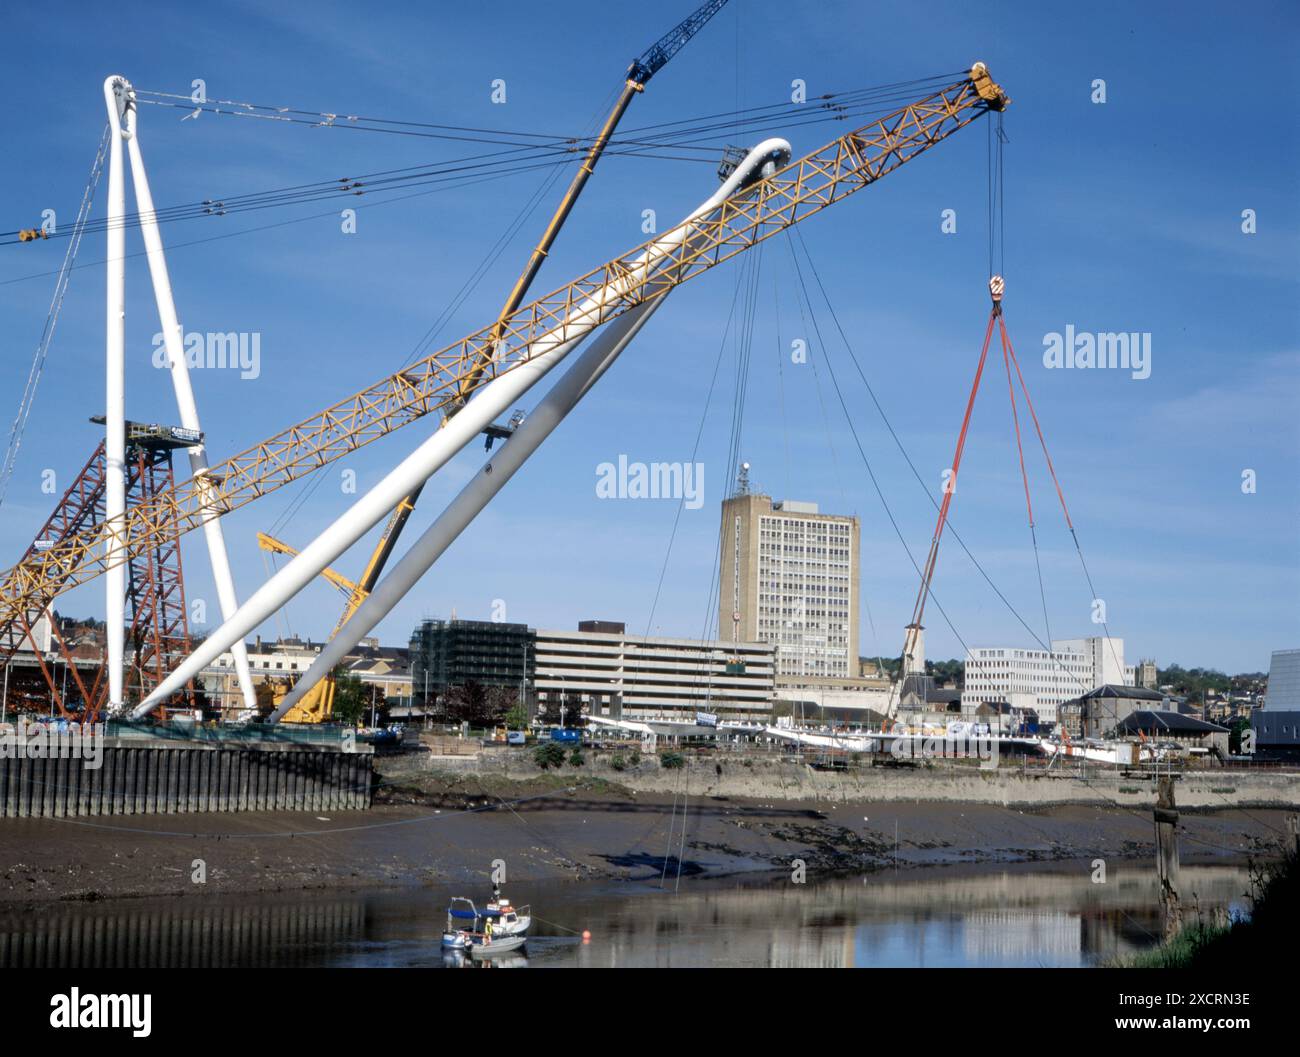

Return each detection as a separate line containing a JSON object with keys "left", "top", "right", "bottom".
{"left": 1228, "top": 718, "right": 1251, "bottom": 755}
{"left": 332, "top": 669, "right": 368, "bottom": 726}
{"left": 926, "top": 658, "right": 966, "bottom": 685}
{"left": 504, "top": 699, "right": 529, "bottom": 731}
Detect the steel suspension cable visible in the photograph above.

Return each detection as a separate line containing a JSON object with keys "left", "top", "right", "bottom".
{"left": 0, "top": 126, "right": 109, "bottom": 510}
{"left": 999, "top": 311, "right": 1053, "bottom": 647}
{"left": 1001, "top": 319, "right": 1126, "bottom": 684}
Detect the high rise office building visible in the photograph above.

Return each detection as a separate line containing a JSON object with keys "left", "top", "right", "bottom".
{"left": 719, "top": 485, "right": 859, "bottom": 685}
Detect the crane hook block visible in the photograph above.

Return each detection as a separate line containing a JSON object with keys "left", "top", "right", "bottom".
{"left": 969, "top": 62, "right": 1009, "bottom": 111}
{"left": 989, "top": 275, "right": 1005, "bottom": 303}
{"left": 18, "top": 229, "right": 48, "bottom": 242}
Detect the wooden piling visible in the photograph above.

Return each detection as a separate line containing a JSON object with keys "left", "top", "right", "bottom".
{"left": 1154, "top": 775, "right": 1182, "bottom": 938}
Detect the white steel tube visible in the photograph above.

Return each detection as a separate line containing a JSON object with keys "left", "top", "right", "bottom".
{"left": 136, "top": 139, "right": 791, "bottom": 716}
{"left": 269, "top": 301, "right": 657, "bottom": 721}
{"left": 125, "top": 104, "right": 258, "bottom": 715}
{"left": 269, "top": 139, "right": 791, "bottom": 722}
{"left": 103, "top": 77, "right": 128, "bottom": 711}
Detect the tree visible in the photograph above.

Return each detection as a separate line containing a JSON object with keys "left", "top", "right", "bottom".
{"left": 926, "top": 658, "right": 966, "bottom": 686}
{"left": 443, "top": 679, "right": 506, "bottom": 728}
{"left": 332, "top": 669, "right": 368, "bottom": 726}
{"left": 540, "top": 689, "right": 584, "bottom": 727}
{"left": 486, "top": 685, "right": 518, "bottom": 725}
{"left": 504, "top": 699, "right": 530, "bottom": 731}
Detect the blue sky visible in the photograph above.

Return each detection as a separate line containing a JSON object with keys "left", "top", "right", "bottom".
{"left": 1, "top": 0, "right": 1296, "bottom": 674}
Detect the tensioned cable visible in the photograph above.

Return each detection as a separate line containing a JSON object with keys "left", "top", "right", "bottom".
{"left": 1001, "top": 324, "right": 1127, "bottom": 689}
{"left": 696, "top": 243, "right": 763, "bottom": 683}
{"left": 784, "top": 230, "right": 972, "bottom": 668}
{"left": 987, "top": 122, "right": 1052, "bottom": 650}
{"left": 0, "top": 149, "right": 614, "bottom": 289}
{"left": 0, "top": 78, "right": 969, "bottom": 292}
{"left": 1, "top": 73, "right": 962, "bottom": 246}
{"left": 791, "top": 226, "right": 1097, "bottom": 701}
{"left": 0, "top": 145, "right": 711, "bottom": 247}
{"left": 641, "top": 253, "right": 751, "bottom": 640}
{"left": 0, "top": 126, "right": 109, "bottom": 510}
{"left": 125, "top": 71, "right": 963, "bottom": 149}
{"left": 782, "top": 238, "right": 883, "bottom": 672}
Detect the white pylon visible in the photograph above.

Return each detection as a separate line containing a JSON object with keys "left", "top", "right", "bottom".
{"left": 120, "top": 80, "right": 258, "bottom": 716}
{"left": 102, "top": 77, "right": 128, "bottom": 711}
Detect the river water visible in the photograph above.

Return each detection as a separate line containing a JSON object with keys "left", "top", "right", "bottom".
{"left": 0, "top": 861, "right": 1251, "bottom": 969}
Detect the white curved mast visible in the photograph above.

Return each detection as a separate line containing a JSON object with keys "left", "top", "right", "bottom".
{"left": 102, "top": 77, "right": 128, "bottom": 711}
{"left": 102, "top": 76, "right": 257, "bottom": 714}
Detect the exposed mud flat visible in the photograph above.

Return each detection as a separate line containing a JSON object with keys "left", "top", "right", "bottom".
{"left": 0, "top": 771, "right": 1290, "bottom": 908}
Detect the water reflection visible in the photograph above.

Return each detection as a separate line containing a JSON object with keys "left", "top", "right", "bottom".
{"left": 0, "top": 862, "right": 1249, "bottom": 969}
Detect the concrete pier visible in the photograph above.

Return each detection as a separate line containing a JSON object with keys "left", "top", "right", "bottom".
{"left": 0, "top": 738, "right": 373, "bottom": 818}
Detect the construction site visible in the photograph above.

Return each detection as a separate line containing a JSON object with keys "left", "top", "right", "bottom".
{"left": 0, "top": 0, "right": 1297, "bottom": 992}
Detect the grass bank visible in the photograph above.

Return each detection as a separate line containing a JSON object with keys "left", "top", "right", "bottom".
{"left": 1125, "top": 847, "right": 1298, "bottom": 967}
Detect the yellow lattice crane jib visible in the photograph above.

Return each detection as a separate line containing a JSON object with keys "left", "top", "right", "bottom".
{"left": 0, "top": 66, "right": 1010, "bottom": 645}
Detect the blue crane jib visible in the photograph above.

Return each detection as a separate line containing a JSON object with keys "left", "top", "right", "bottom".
{"left": 628, "top": 0, "right": 731, "bottom": 85}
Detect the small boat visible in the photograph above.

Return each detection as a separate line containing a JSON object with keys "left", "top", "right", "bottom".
{"left": 442, "top": 897, "right": 481, "bottom": 949}
{"left": 482, "top": 897, "right": 531, "bottom": 937}
{"left": 441, "top": 895, "right": 532, "bottom": 951}
{"left": 469, "top": 933, "right": 527, "bottom": 959}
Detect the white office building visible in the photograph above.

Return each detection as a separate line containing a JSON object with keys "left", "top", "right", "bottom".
{"left": 534, "top": 624, "right": 775, "bottom": 723}
{"left": 961, "top": 636, "right": 1127, "bottom": 726}
{"left": 1052, "top": 636, "right": 1128, "bottom": 688}
{"left": 719, "top": 489, "right": 859, "bottom": 685}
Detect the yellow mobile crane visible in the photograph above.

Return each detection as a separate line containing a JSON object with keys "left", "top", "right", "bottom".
{"left": 268, "top": 0, "right": 735, "bottom": 721}
{"left": 0, "top": 66, "right": 1010, "bottom": 689}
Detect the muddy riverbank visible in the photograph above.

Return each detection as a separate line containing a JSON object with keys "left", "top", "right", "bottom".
{"left": 0, "top": 771, "right": 1291, "bottom": 908}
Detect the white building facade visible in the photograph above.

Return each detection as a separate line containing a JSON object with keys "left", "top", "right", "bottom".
{"left": 1052, "top": 636, "right": 1128, "bottom": 688}
{"left": 719, "top": 492, "right": 859, "bottom": 684}
{"left": 961, "top": 636, "right": 1127, "bottom": 726}
{"left": 534, "top": 626, "right": 775, "bottom": 723}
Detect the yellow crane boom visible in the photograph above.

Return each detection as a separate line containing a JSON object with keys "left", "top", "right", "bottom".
{"left": 0, "top": 66, "right": 1008, "bottom": 651}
